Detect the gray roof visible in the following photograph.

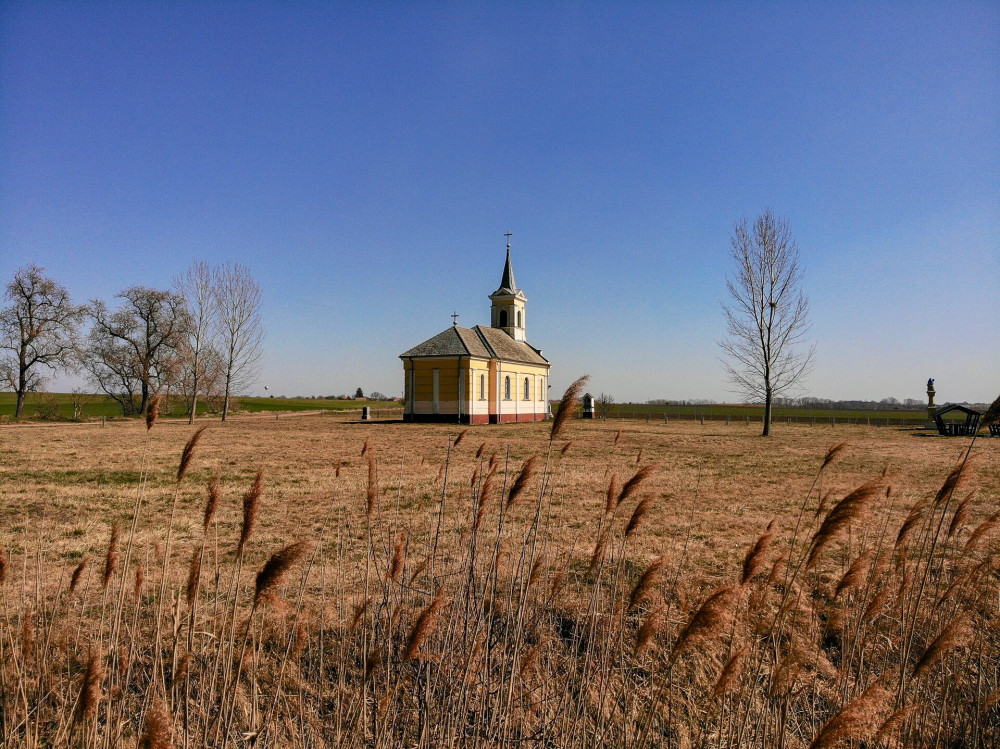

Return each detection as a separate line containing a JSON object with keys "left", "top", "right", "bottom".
{"left": 400, "top": 324, "right": 548, "bottom": 366}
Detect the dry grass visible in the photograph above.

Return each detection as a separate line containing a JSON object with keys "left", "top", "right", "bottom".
{"left": 1, "top": 410, "right": 998, "bottom": 747}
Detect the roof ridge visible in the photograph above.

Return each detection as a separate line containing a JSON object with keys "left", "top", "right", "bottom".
{"left": 472, "top": 325, "right": 497, "bottom": 358}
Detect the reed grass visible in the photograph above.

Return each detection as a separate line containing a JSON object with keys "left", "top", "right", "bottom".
{"left": 0, "top": 387, "right": 998, "bottom": 747}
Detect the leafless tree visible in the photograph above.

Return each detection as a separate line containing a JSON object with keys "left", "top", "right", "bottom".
{"left": 0, "top": 265, "right": 84, "bottom": 417}
{"left": 213, "top": 263, "right": 264, "bottom": 421}
{"left": 596, "top": 392, "right": 615, "bottom": 419}
{"left": 175, "top": 260, "right": 218, "bottom": 423}
{"left": 720, "top": 210, "right": 814, "bottom": 436}
{"left": 83, "top": 287, "right": 190, "bottom": 415}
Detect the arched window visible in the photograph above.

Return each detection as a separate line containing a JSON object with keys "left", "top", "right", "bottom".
{"left": 523, "top": 377, "right": 530, "bottom": 400}
{"left": 516, "top": 310, "right": 522, "bottom": 328}
{"left": 504, "top": 376, "right": 511, "bottom": 400}
{"left": 480, "top": 373, "right": 486, "bottom": 400}
{"left": 498, "top": 309, "right": 508, "bottom": 327}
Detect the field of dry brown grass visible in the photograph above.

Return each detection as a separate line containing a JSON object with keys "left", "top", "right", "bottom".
{"left": 1, "top": 408, "right": 998, "bottom": 747}
{"left": 2, "top": 413, "right": 996, "bottom": 587}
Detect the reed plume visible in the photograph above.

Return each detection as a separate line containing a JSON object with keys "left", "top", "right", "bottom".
{"left": 560, "top": 440, "right": 574, "bottom": 456}
{"left": 474, "top": 468, "right": 497, "bottom": 532}
{"left": 238, "top": 470, "right": 264, "bottom": 552}
{"left": 670, "top": 586, "right": 739, "bottom": 664}
{"left": 820, "top": 440, "right": 849, "bottom": 471}
{"left": 913, "top": 615, "right": 973, "bottom": 680}
{"left": 625, "top": 496, "right": 655, "bottom": 539}
{"left": 742, "top": 519, "right": 776, "bottom": 585}
{"left": 389, "top": 530, "right": 407, "bottom": 583}
{"left": 0, "top": 550, "right": 5, "bottom": 587}
{"left": 254, "top": 541, "right": 311, "bottom": 607}
{"left": 176, "top": 425, "right": 207, "bottom": 483}
{"left": 549, "top": 564, "right": 568, "bottom": 598}
{"left": 402, "top": 589, "right": 446, "bottom": 660}
{"left": 475, "top": 441, "right": 486, "bottom": 459}
{"left": 350, "top": 597, "right": 371, "bottom": 632}
{"left": 874, "top": 704, "right": 921, "bottom": 747}
{"left": 102, "top": 522, "right": 119, "bottom": 589}
{"left": 635, "top": 604, "right": 666, "bottom": 656}
{"left": 360, "top": 438, "right": 369, "bottom": 457}
{"left": 808, "top": 679, "right": 894, "bottom": 749}
{"left": 588, "top": 528, "right": 609, "bottom": 575}
{"left": 964, "top": 510, "right": 999, "bottom": 554}
{"left": 138, "top": 697, "right": 173, "bottom": 749}
{"left": 453, "top": 428, "right": 468, "bottom": 446}
{"left": 613, "top": 429, "right": 622, "bottom": 446}
{"left": 604, "top": 474, "right": 619, "bottom": 516}
{"left": 934, "top": 461, "right": 967, "bottom": 505}
{"left": 528, "top": 556, "right": 544, "bottom": 588}
{"left": 21, "top": 610, "right": 35, "bottom": 658}
{"left": 134, "top": 560, "right": 144, "bottom": 599}
{"left": 203, "top": 472, "right": 220, "bottom": 530}
{"left": 713, "top": 645, "right": 749, "bottom": 698}
{"left": 807, "top": 479, "right": 886, "bottom": 568}
{"left": 505, "top": 454, "right": 539, "bottom": 511}
{"left": 835, "top": 549, "right": 874, "bottom": 598}
{"left": 813, "top": 490, "right": 834, "bottom": 520}
{"left": 69, "top": 557, "right": 87, "bottom": 594}
{"left": 895, "top": 499, "right": 927, "bottom": 550}
{"left": 636, "top": 447, "right": 643, "bottom": 464}
{"left": 978, "top": 392, "right": 1000, "bottom": 429}
{"left": 947, "top": 491, "right": 974, "bottom": 538}
{"left": 145, "top": 394, "right": 161, "bottom": 431}
{"left": 76, "top": 649, "right": 104, "bottom": 721}
{"left": 628, "top": 555, "right": 667, "bottom": 611}
{"left": 617, "top": 463, "right": 658, "bottom": 508}
{"left": 550, "top": 374, "right": 589, "bottom": 440}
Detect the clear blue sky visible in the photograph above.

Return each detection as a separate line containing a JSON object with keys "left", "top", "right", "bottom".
{"left": 2, "top": 2, "right": 997, "bottom": 403}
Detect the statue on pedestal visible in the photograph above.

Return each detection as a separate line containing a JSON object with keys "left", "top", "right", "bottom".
{"left": 926, "top": 378, "right": 936, "bottom": 428}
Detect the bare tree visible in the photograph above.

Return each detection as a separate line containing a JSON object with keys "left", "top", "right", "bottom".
{"left": 175, "top": 260, "right": 217, "bottom": 423}
{"left": 596, "top": 392, "right": 615, "bottom": 419}
{"left": 720, "top": 210, "right": 814, "bottom": 436}
{"left": 0, "top": 265, "right": 84, "bottom": 418}
{"left": 213, "top": 263, "right": 264, "bottom": 421}
{"left": 83, "top": 287, "right": 190, "bottom": 415}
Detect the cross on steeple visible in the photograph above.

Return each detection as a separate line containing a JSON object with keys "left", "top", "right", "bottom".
{"left": 451, "top": 311, "right": 459, "bottom": 326}
{"left": 504, "top": 230, "right": 513, "bottom": 250}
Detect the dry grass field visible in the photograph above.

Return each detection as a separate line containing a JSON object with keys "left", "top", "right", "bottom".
{"left": 1, "top": 404, "right": 998, "bottom": 747}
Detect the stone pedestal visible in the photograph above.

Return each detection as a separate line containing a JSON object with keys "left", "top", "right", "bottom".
{"left": 925, "top": 379, "right": 936, "bottom": 429}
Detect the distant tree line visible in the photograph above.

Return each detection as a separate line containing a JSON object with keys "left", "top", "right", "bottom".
{"left": 0, "top": 262, "right": 263, "bottom": 420}
{"left": 641, "top": 396, "right": 987, "bottom": 411}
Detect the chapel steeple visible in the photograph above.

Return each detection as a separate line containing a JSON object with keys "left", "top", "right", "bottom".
{"left": 489, "top": 232, "right": 527, "bottom": 342}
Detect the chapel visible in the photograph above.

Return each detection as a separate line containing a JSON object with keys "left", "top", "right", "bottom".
{"left": 399, "top": 239, "right": 551, "bottom": 424}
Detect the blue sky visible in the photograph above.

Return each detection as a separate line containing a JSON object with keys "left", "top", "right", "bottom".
{"left": 2, "top": 2, "right": 997, "bottom": 403}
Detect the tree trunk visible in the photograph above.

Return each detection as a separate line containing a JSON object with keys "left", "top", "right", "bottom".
{"left": 221, "top": 369, "right": 232, "bottom": 422}
{"left": 762, "top": 389, "right": 773, "bottom": 436}
{"left": 14, "top": 357, "right": 28, "bottom": 418}
{"left": 189, "top": 352, "right": 199, "bottom": 425}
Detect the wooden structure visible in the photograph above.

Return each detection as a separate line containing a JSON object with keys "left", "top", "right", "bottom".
{"left": 932, "top": 404, "right": 982, "bottom": 436}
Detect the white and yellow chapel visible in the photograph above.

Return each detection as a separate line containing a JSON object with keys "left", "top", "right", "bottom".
{"left": 400, "top": 239, "right": 551, "bottom": 424}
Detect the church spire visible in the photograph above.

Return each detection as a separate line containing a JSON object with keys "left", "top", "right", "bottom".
{"left": 498, "top": 231, "right": 518, "bottom": 293}
{"left": 490, "top": 231, "right": 527, "bottom": 342}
